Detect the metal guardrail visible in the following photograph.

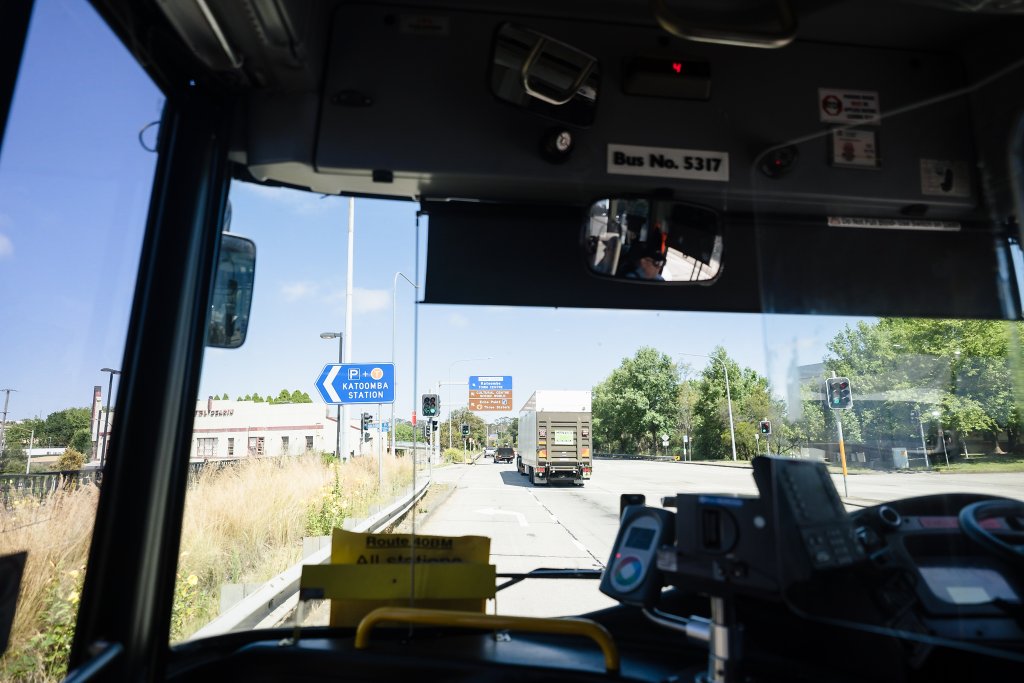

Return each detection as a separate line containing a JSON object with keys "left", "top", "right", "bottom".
{"left": 189, "top": 476, "right": 431, "bottom": 639}
{"left": 0, "top": 470, "right": 103, "bottom": 508}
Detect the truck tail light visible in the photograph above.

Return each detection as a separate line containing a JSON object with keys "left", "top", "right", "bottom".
{"left": 536, "top": 467, "right": 545, "bottom": 475}
{"left": 539, "top": 449, "right": 547, "bottom": 459}
{"left": 581, "top": 447, "right": 590, "bottom": 458}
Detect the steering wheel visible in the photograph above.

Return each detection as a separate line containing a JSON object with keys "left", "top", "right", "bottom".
{"left": 958, "top": 499, "right": 1024, "bottom": 564}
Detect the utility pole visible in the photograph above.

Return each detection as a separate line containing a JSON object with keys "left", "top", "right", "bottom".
{"left": 0, "top": 388, "right": 15, "bottom": 459}
{"left": 343, "top": 197, "right": 355, "bottom": 461}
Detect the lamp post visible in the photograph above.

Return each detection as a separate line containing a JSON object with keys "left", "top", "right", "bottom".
{"left": 99, "top": 369, "right": 120, "bottom": 467}
{"left": 391, "top": 272, "right": 418, "bottom": 461}
{"left": 320, "top": 332, "right": 343, "bottom": 458}
{"left": 677, "top": 353, "right": 737, "bottom": 461}
{"left": 448, "top": 357, "right": 491, "bottom": 449}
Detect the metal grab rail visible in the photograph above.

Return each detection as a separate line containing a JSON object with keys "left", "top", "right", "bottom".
{"left": 354, "top": 606, "right": 621, "bottom": 673}
{"left": 651, "top": 0, "right": 797, "bottom": 49}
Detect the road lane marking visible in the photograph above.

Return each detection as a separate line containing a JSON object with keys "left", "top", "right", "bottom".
{"left": 477, "top": 507, "right": 528, "bottom": 527}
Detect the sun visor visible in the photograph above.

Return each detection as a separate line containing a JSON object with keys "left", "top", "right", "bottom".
{"left": 422, "top": 201, "right": 1019, "bottom": 319}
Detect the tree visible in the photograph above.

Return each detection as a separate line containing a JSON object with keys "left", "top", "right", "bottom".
{"left": 43, "top": 408, "right": 91, "bottom": 447}
{"left": 823, "top": 318, "right": 1023, "bottom": 457}
{"left": 593, "top": 347, "right": 680, "bottom": 453}
{"left": 394, "top": 421, "right": 415, "bottom": 442}
{"left": 691, "top": 347, "right": 779, "bottom": 460}
{"left": 438, "top": 408, "right": 487, "bottom": 450}
{"left": 221, "top": 393, "right": 230, "bottom": 400}
{"left": 56, "top": 448, "right": 85, "bottom": 471}
{"left": 492, "top": 416, "right": 518, "bottom": 445}
{"left": 69, "top": 428, "right": 93, "bottom": 455}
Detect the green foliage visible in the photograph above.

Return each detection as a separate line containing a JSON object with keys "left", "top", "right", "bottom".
{"left": 437, "top": 409, "right": 488, "bottom": 450}
{"left": 305, "top": 468, "right": 347, "bottom": 535}
{"left": 69, "top": 427, "right": 92, "bottom": 455}
{"left": 593, "top": 347, "right": 680, "bottom": 453}
{"left": 170, "top": 570, "right": 208, "bottom": 641}
{"left": 5, "top": 567, "right": 84, "bottom": 680}
{"left": 492, "top": 416, "right": 519, "bottom": 445}
{"left": 55, "top": 448, "right": 85, "bottom": 471}
{"left": 824, "top": 318, "right": 1024, "bottom": 455}
{"left": 441, "top": 447, "right": 466, "bottom": 464}
{"left": 43, "top": 408, "right": 91, "bottom": 447}
{"left": 394, "top": 421, "right": 415, "bottom": 441}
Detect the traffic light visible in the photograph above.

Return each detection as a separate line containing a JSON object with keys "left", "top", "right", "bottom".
{"left": 759, "top": 420, "right": 772, "bottom": 435}
{"left": 461, "top": 423, "right": 470, "bottom": 437}
{"left": 826, "top": 377, "right": 853, "bottom": 409}
{"left": 421, "top": 393, "right": 440, "bottom": 417}
{"left": 361, "top": 412, "right": 372, "bottom": 430}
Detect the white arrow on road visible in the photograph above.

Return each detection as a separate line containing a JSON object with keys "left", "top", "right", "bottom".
{"left": 477, "top": 507, "right": 528, "bottom": 527}
{"left": 323, "top": 365, "right": 342, "bottom": 403}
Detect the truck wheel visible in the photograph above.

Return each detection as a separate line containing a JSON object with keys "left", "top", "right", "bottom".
{"left": 518, "top": 458, "right": 526, "bottom": 475}
{"left": 528, "top": 466, "right": 535, "bottom": 485}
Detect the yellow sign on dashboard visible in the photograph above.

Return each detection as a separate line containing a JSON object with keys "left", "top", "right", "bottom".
{"left": 299, "top": 530, "right": 495, "bottom": 627}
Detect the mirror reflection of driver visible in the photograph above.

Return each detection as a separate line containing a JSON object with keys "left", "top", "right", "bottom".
{"left": 625, "top": 251, "right": 666, "bottom": 281}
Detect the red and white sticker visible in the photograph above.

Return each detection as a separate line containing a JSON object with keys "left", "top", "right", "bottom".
{"left": 830, "top": 129, "right": 878, "bottom": 169}
{"left": 819, "top": 88, "right": 880, "bottom": 124}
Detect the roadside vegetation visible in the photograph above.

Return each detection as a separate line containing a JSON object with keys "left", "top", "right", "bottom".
{"left": 593, "top": 319, "right": 1024, "bottom": 464}
{"left": 0, "top": 453, "right": 413, "bottom": 681}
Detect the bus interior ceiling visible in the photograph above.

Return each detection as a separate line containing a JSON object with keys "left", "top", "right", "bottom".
{"left": 100, "top": 0, "right": 1024, "bottom": 317}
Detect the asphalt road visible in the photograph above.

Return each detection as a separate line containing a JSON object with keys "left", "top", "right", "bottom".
{"left": 419, "top": 458, "right": 1024, "bottom": 617}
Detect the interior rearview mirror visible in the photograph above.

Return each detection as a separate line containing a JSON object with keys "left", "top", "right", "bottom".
{"left": 582, "top": 199, "right": 723, "bottom": 283}
{"left": 206, "top": 233, "right": 256, "bottom": 348}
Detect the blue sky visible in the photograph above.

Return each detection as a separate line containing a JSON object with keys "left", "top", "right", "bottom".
{"left": 0, "top": 0, "right": 867, "bottom": 425}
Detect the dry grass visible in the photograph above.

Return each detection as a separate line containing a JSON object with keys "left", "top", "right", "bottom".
{"left": 174, "top": 453, "right": 413, "bottom": 638}
{"left": 0, "top": 485, "right": 99, "bottom": 681}
{"left": 0, "top": 454, "right": 415, "bottom": 679}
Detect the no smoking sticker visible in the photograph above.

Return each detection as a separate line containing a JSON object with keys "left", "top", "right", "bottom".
{"left": 819, "top": 88, "right": 880, "bottom": 124}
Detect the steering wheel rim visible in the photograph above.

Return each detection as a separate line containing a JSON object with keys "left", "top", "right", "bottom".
{"left": 958, "top": 499, "right": 1024, "bottom": 564}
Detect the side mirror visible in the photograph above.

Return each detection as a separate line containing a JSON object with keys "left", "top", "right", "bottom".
{"left": 582, "top": 198, "right": 722, "bottom": 283}
{"left": 206, "top": 233, "right": 256, "bottom": 348}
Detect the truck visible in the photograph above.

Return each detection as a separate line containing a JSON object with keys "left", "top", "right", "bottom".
{"left": 517, "top": 390, "right": 592, "bottom": 486}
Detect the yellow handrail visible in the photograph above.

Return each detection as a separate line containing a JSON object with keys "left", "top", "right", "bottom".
{"left": 354, "top": 606, "right": 620, "bottom": 672}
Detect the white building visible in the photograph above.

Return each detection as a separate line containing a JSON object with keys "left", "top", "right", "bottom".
{"left": 189, "top": 398, "right": 347, "bottom": 460}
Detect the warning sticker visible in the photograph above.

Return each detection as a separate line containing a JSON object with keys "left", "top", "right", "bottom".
{"left": 827, "top": 217, "right": 961, "bottom": 232}
{"left": 818, "top": 88, "right": 880, "bottom": 124}
{"left": 607, "top": 144, "right": 729, "bottom": 182}
{"left": 830, "top": 129, "right": 879, "bottom": 169}
{"left": 920, "top": 159, "right": 971, "bottom": 198}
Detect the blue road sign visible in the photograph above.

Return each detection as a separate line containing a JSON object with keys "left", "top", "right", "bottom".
{"left": 469, "top": 375, "right": 512, "bottom": 390}
{"left": 315, "top": 363, "right": 395, "bottom": 405}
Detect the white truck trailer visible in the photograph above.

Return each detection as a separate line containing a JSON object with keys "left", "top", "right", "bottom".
{"left": 517, "top": 390, "right": 592, "bottom": 486}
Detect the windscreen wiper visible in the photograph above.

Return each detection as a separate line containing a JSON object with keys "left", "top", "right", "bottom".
{"left": 496, "top": 568, "right": 603, "bottom": 592}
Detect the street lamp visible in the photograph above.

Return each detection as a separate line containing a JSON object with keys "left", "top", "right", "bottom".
{"left": 448, "top": 357, "right": 492, "bottom": 449}
{"left": 320, "top": 332, "right": 343, "bottom": 459}
{"left": 391, "top": 272, "right": 418, "bottom": 461}
{"left": 677, "top": 352, "right": 738, "bottom": 461}
{"left": 99, "top": 368, "right": 120, "bottom": 467}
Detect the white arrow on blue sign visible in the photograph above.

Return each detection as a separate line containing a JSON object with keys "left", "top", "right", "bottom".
{"left": 315, "top": 363, "right": 396, "bottom": 405}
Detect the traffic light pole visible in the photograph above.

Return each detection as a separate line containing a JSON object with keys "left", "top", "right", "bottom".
{"left": 917, "top": 417, "right": 930, "bottom": 468}
{"left": 835, "top": 414, "right": 849, "bottom": 498}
